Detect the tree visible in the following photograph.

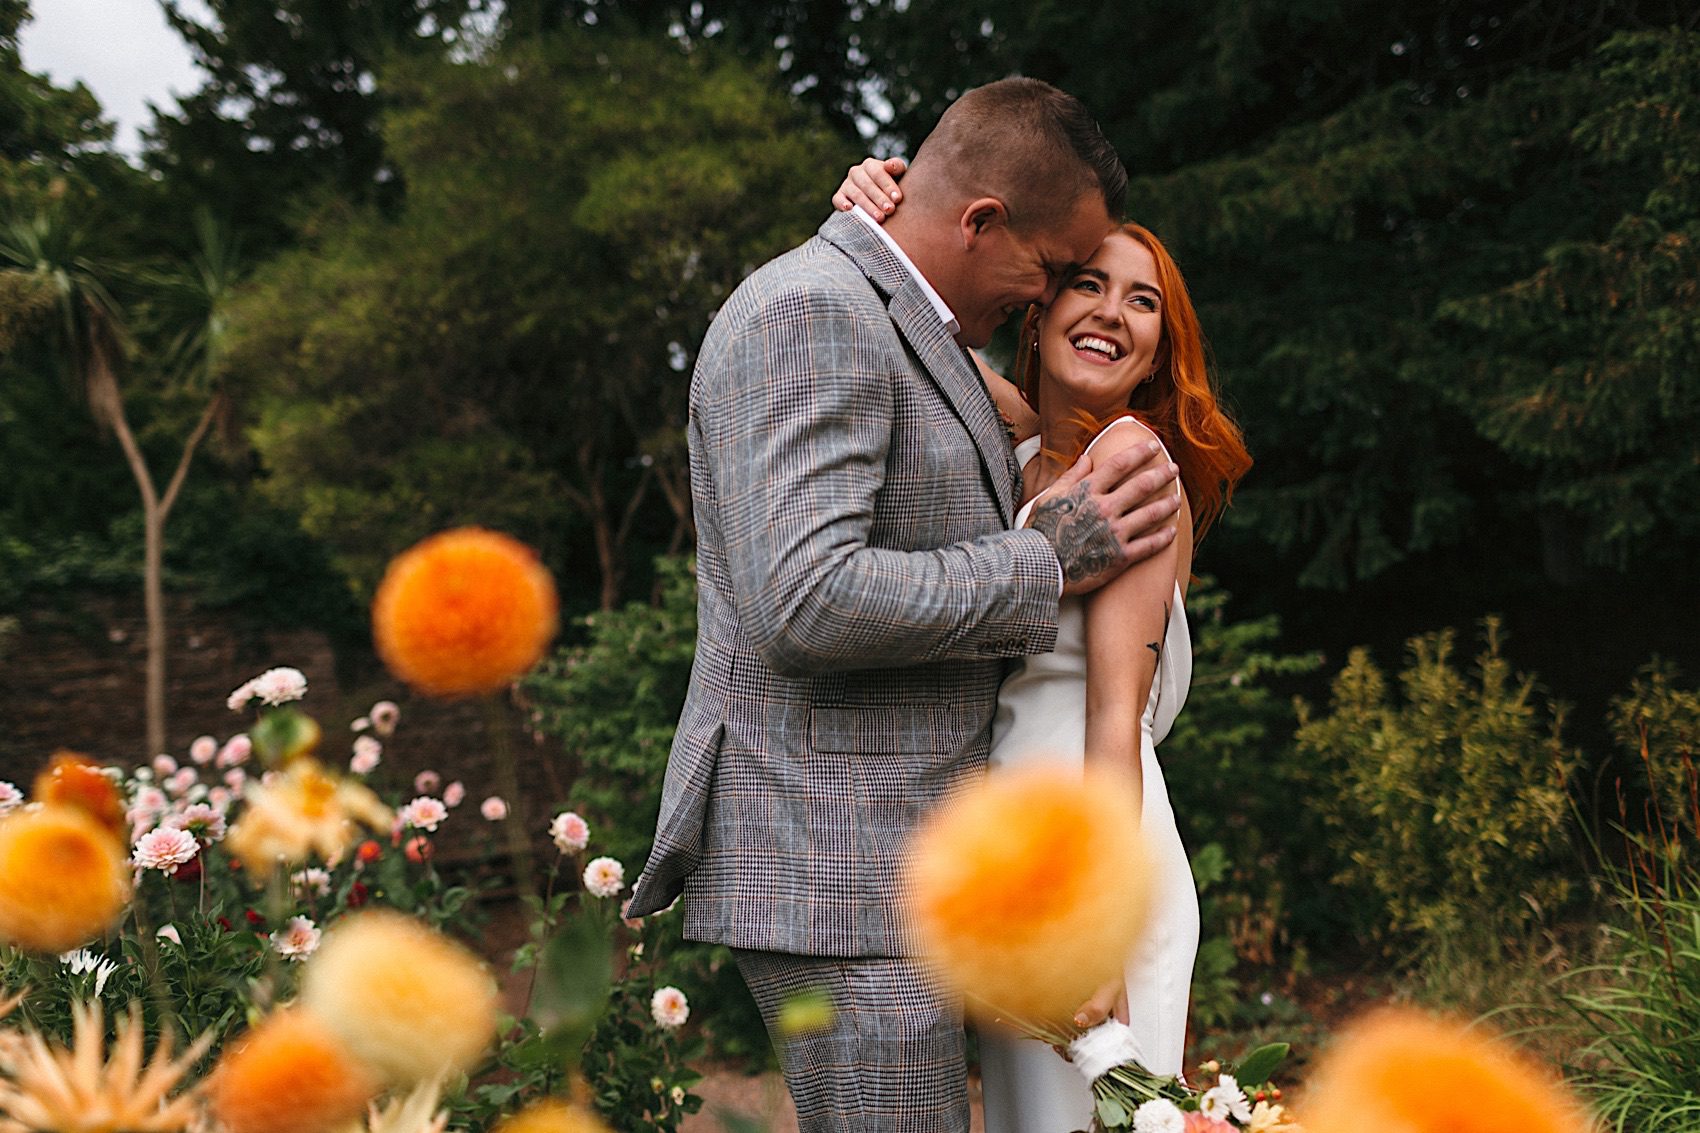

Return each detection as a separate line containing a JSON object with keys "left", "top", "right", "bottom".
{"left": 146, "top": 0, "right": 484, "bottom": 254}
{"left": 0, "top": 209, "right": 239, "bottom": 756}
{"left": 225, "top": 31, "right": 854, "bottom": 609}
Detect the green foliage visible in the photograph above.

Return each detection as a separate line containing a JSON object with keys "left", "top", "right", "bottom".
{"left": 526, "top": 556, "right": 697, "bottom": 871}
{"left": 1608, "top": 660, "right": 1700, "bottom": 842}
{"left": 1161, "top": 578, "right": 1323, "bottom": 956}
{"left": 1553, "top": 687, "right": 1700, "bottom": 1130}
{"left": 1557, "top": 862, "right": 1700, "bottom": 1131}
{"left": 228, "top": 32, "right": 853, "bottom": 604}
{"left": 523, "top": 557, "right": 772, "bottom": 1068}
{"left": 1297, "top": 619, "right": 1579, "bottom": 945}
{"left": 147, "top": 0, "right": 479, "bottom": 253}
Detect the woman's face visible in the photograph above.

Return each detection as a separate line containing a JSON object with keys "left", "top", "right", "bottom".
{"left": 1035, "top": 233, "right": 1164, "bottom": 416}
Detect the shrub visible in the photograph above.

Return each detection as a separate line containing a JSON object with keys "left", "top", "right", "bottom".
{"left": 524, "top": 556, "right": 768, "bottom": 1067}
{"left": 1296, "top": 618, "right": 1579, "bottom": 946}
{"left": 1607, "top": 659, "right": 1700, "bottom": 843}
{"left": 1161, "top": 578, "right": 1322, "bottom": 985}
{"left": 525, "top": 557, "right": 698, "bottom": 871}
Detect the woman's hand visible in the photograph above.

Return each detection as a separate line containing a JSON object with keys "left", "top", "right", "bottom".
{"left": 831, "top": 156, "right": 907, "bottom": 220}
{"left": 1073, "top": 977, "right": 1130, "bottom": 1030}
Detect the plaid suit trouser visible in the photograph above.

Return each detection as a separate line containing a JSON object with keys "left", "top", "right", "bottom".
{"left": 733, "top": 949, "right": 971, "bottom": 1132}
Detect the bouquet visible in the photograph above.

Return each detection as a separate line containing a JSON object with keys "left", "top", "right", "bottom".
{"left": 992, "top": 1007, "right": 1301, "bottom": 1133}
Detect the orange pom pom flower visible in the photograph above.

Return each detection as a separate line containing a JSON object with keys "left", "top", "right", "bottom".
{"left": 903, "top": 765, "right": 1153, "bottom": 1023}
{"left": 1304, "top": 1007, "right": 1594, "bottom": 1133}
{"left": 371, "top": 527, "right": 558, "bottom": 697}
{"left": 0, "top": 803, "right": 130, "bottom": 952}
{"left": 34, "top": 751, "right": 125, "bottom": 835}
{"left": 209, "top": 1007, "right": 379, "bottom": 1133}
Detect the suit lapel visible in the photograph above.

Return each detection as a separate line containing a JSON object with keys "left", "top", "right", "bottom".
{"left": 817, "top": 213, "right": 1020, "bottom": 527}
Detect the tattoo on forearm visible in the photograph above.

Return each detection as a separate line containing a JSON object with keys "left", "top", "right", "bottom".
{"left": 1031, "top": 481, "right": 1119, "bottom": 584}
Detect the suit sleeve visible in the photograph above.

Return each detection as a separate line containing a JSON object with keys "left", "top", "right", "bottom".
{"left": 699, "top": 283, "right": 1060, "bottom": 678}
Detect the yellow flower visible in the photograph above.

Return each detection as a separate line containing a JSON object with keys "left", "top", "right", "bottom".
{"left": 0, "top": 1001, "right": 211, "bottom": 1133}
{"left": 492, "top": 1099, "right": 614, "bottom": 1133}
{"left": 225, "top": 759, "right": 392, "bottom": 872}
{"left": 903, "top": 765, "right": 1153, "bottom": 1022}
{"left": 371, "top": 527, "right": 559, "bottom": 698}
{"left": 1304, "top": 1007, "right": 1592, "bottom": 1133}
{"left": 364, "top": 1081, "right": 449, "bottom": 1133}
{"left": 0, "top": 803, "right": 130, "bottom": 952}
{"left": 300, "top": 910, "right": 499, "bottom": 1084}
{"left": 1248, "top": 1100, "right": 1303, "bottom": 1132}
{"left": 208, "top": 1007, "right": 379, "bottom": 1133}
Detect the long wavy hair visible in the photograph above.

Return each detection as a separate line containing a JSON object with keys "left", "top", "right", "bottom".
{"left": 1013, "top": 222, "right": 1252, "bottom": 546}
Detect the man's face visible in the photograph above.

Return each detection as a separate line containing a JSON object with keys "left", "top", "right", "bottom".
{"left": 952, "top": 195, "right": 1114, "bottom": 349}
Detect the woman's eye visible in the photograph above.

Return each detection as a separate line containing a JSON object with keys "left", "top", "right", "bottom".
{"left": 1072, "top": 279, "right": 1100, "bottom": 293}
{"left": 1129, "top": 295, "right": 1157, "bottom": 311}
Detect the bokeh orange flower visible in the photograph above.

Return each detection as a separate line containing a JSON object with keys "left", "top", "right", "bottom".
{"left": 224, "top": 758, "right": 392, "bottom": 872}
{"left": 300, "top": 909, "right": 499, "bottom": 1084}
{"left": 208, "top": 1007, "right": 379, "bottom": 1133}
{"left": 492, "top": 1099, "right": 615, "bottom": 1133}
{"left": 371, "top": 527, "right": 558, "bottom": 697}
{"left": 1303, "top": 1007, "right": 1594, "bottom": 1133}
{"left": 903, "top": 765, "right": 1153, "bottom": 1022}
{"left": 33, "top": 751, "right": 124, "bottom": 835}
{"left": 0, "top": 803, "right": 130, "bottom": 952}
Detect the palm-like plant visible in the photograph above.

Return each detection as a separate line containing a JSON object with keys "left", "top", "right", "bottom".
{"left": 0, "top": 206, "right": 238, "bottom": 757}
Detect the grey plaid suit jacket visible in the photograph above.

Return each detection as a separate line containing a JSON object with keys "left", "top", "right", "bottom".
{"left": 625, "top": 211, "right": 1063, "bottom": 958}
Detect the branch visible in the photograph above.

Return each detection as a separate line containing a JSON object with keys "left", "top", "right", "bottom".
{"left": 159, "top": 391, "right": 224, "bottom": 522}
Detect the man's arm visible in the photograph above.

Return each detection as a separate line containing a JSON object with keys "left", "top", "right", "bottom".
{"left": 700, "top": 284, "right": 1062, "bottom": 678}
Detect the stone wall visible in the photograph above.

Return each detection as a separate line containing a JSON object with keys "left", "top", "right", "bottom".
{"left": 0, "top": 591, "right": 574, "bottom": 862}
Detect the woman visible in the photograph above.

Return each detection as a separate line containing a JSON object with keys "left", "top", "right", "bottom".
{"left": 835, "top": 161, "right": 1252, "bottom": 1130}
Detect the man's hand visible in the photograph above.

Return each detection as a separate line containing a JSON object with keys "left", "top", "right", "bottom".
{"left": 1028, "top": 441, "right": 1181, "bottom": 596}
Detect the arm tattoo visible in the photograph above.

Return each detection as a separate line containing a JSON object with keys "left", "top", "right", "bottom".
{"left": 1146, "top": 601, "right": 1170, "bottom": 660}
{"left": 1030, "top": 481, "right": 1119, "bottom": 584}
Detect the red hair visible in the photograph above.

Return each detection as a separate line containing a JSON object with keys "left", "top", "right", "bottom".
{"left": 1013, "top": 223, "right": 1251, "bottom": 545}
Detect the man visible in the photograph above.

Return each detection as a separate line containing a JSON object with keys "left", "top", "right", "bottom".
{"left": 626, "top": 78, "right": 1179, "bottom": 1128}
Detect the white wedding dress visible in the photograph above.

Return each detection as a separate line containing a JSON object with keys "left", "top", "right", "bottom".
{"left": 980, "top": 417, "right": 1200, "bottom": 1132}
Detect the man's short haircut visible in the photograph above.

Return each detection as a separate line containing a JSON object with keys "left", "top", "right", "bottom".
{"left": 910, "top": 77, "right": 1127, "bottom": 228}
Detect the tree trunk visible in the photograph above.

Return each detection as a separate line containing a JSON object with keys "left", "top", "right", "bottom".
{"left": 86, "top": 315, "right": 222, "bottom": 757}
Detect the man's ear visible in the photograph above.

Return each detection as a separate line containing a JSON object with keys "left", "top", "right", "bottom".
{"left": 958, "top": 197, "right": 1010, "bottom": 249}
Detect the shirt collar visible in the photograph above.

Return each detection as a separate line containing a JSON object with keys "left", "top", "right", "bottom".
{"left": 850, "top": 206, "right": 959, "bottom": 338}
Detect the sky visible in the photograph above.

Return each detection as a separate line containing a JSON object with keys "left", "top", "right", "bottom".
{"left": 17, "top": 0, "right": 208, "bottom": 156}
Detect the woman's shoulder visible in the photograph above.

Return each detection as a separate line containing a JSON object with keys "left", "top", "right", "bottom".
{"left": 1084, "top": 414, "right": 1162, "bottom": 459}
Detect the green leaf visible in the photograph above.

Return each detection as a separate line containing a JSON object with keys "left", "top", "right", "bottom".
{"left": 526, "top": 910, "right": 614, "bottom": 1070}
{"left": 1096, "top": 1095, "right": 1131, "bottom": 1127}
{"left": 1233, "top": 1042, "right": 1290, "bottom": 1086}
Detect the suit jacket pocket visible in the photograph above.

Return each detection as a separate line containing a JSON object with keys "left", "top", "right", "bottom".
{"left": 810, "top": 704, "right": 972, "bottom": 755}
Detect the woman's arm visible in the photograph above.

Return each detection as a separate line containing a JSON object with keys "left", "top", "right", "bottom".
{"left": 1073, "top": 418, "right": 1189, "bottom": 1028}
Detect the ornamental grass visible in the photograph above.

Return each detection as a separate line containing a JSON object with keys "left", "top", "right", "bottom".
{"left": 371, "top": 527, "right": 559, "bottom": 697}
{"left": 0, "top": 803, "right": 130, "bottom": 952}
{"left": 300, "top": 909, "right": 499, "bottom": 1084}
{"left": 903, "top": 764, "right": 1153, "bottom": 1023}
{"left": 1303, "top": 1007, "right": 1594, "bottom": 1133}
